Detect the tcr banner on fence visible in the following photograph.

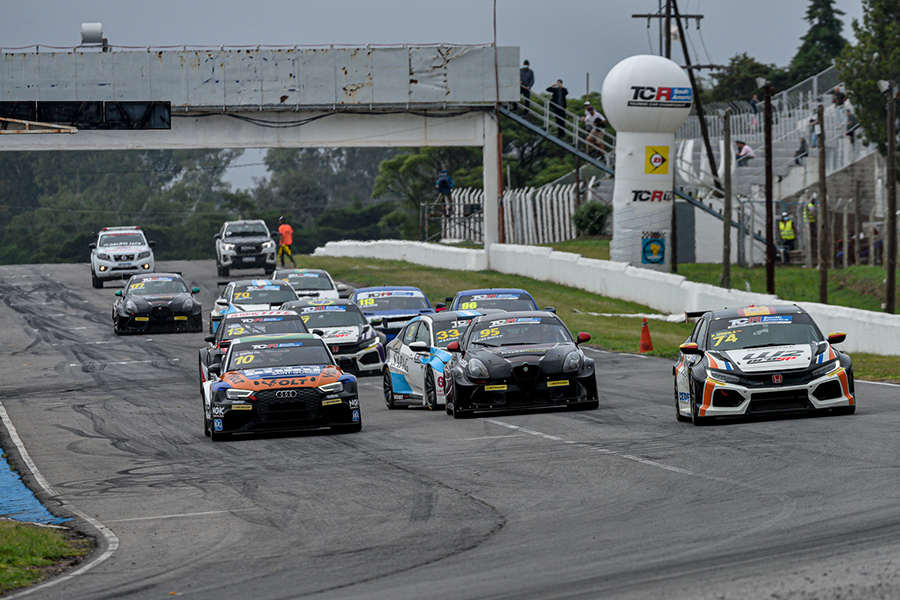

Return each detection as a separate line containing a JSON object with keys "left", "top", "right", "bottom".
{"left": 603, "top": 55, "right": 692, "bottom": 271}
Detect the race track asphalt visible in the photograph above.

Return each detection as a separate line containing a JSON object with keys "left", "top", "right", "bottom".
{"left": 0, "top": 260, "right": 898, "bottom": 600}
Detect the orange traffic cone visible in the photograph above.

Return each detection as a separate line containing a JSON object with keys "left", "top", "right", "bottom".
{"left": 639, "top": 318, "right": 653, "bottom": 353}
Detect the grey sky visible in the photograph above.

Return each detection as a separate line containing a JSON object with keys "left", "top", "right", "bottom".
{"left": 2, "top": 1, "right": 865, "bottom": 189}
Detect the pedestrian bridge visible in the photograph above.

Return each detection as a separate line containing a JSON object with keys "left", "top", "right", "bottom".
{"left": 0, "top": 44, "right": 518, "bottom": 245}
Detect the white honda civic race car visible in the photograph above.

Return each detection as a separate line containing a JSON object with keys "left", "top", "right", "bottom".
{"left": 674, "top": 305, "right": 855, "bottom": 425}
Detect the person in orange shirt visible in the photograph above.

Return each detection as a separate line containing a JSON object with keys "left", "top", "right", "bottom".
{"left": 277, "top": 216, "right": 296, "bottom": 267}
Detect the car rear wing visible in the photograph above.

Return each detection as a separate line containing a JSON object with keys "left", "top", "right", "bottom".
{"left": 684, "top": 310, "right": 710, "bottom": 322}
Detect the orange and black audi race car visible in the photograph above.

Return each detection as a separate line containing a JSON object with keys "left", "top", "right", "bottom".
{"left": 674, "top": 304, "right": 855, "bottom": 425}
{"left": 201, "top": 334, "right": 360, "bottom": 440}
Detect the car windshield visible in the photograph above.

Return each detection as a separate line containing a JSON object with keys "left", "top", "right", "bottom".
{"left": 99, "top": 232, "right": 145, "bottom": 247}
{"left": 224, "top": 224, "right": 269, "bottom": 238}
{"left": 299, "top": 306, "right": 367, "bottom": 328}
{"left": 707, "top": 313, "right": 823, "bottom": 351}
{"left": 468, "top": 317, "right": 571, "bottom": 348}
{"left": 127, "top": 278, "right": 188, "bottom": 296}
{"left": 457, "top": 294, "right": 537, "bottom": 311}
{"left": 356, "top": 290, "right": 431, "bottom": 312}
{"left": 221, "top": 316, "right": 308, "bottom": 341}
{"left": 227, "top": 341, "right": 332, "bottom": 370}
{"left": 231, "top": 285, "right": 297, "bottom": 305}
{"left": 278, "top": 272, "right": 334, "bottom": 291}
{"left": 433, "top": 318, "right": 475, "bottom": 347}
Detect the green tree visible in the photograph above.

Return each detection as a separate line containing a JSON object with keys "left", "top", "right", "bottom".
{"left": 789, "top": 0, "right": 849, "bottom": 84}
{"left": 707, "top": 54, "right": 788, "bottom": 103}
{"left": 835, "top": 0, "right": 900, "bottom": 157}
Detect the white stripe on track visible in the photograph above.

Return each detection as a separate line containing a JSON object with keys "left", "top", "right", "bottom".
{"left": 0, "top": 402, "right": 119, "bottom": 598}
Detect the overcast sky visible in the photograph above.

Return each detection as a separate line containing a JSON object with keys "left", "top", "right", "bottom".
{"left": 2, "top": 0, "right": 866, "bottom": 188}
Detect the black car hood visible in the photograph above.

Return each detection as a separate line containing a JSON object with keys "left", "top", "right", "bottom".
{"left": 124, "top": 293, "right": 193, "bottom": 310}
{"left": 469, "top": 342, "right": 574, "bottom": 375}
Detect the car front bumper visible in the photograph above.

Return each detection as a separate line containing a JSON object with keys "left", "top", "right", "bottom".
{"left": 211, "top": 393, "right": 360, "bottom": 434}
{"left": 219, "top": 250, "right": 276, "bottom": 269}
{"left": 452, "top": 372, "right": 598, "bottom": 413}
{"left": 691, "top": 367, "right": 855, "bottom": 418}
{"left": 94, "top": 258, "right": 154, "bottom": 280}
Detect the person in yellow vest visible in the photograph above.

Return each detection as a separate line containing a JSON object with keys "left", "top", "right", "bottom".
{"left": 779, "top": 211, "right": 796, "bottom": 264}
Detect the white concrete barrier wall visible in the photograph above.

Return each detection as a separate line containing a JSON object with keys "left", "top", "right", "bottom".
{"left": 314, "top": 240, "right": 900, "bottom": 356}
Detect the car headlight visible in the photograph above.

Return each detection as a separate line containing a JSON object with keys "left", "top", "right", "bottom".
{"left": 137, "top": 251, "right": 151, "bottom": 259}
{"left": 708, "top": 369, "right": 741, "bottom": 384}
{"left": 225, "top": 388, "right": 255, "bottom": 400}
{"left": 318, "top": 381, "right": 343, "bottom": 393}
{"left": 562, "top": 350, "right": 583, "bottom": 372}
{"left": 262, "top": 240, "right": 275, "bottom": 249}
{"left": 222, "top": 243, "right": 235, "bottom": 251}
{"left": 98, "top": 253, "right": 110, "bottom": 261}
{"left": 183, "top": 298, "right": 195, "bottom": 312}
{"left": 812, "top": 360, "right": 839, "bottom": 378}
{"left": 124, "top": 300, "right": 138, "bottom": 314}
{"left": 466, "top": 358, "right": 490, "bottom": 379}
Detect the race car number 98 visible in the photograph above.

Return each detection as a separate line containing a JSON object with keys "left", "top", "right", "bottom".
{"left": 461, "top": 301, "right": 478, "bottom": 309}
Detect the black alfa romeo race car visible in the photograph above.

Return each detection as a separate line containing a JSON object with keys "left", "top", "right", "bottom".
{"left": 443, "top": 311, "right": 598, "bottom": 418}
{"left": 113, "top": 273, "right": 202, "bottom": 334}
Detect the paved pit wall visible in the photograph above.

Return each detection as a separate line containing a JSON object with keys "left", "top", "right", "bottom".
{"left": 314, "top": 240, "right": 900, "bottom": 356}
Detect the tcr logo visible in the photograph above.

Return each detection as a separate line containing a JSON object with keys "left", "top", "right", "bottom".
{"left": 630, "top": 86, "right": 692, "bottom": 101}
{"left": 632, "top": 190, "right": 673, "bottom": 202}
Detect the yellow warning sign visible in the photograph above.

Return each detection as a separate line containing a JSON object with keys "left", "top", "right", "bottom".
{"left": 645, "top": 146, "right": 669, "bottom": 175}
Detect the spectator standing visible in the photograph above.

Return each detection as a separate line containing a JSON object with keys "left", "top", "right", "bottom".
{"left": 749, "top": 94, "right": 759, "bottom": 131}
{"left": 778, "top": 212, "right": 796, "bottom": 263}
{"left": 277, "top": 216, "right": 296, "bottom": 268}
{"left": 833, "top": 86, "right": 847, "bottom": 128}
{"left": 794, "top": 137, "right": 808, "bottom": 165}
{"left": 546, "top": 79, "right": 569, "bottom": 139}
{"left": 845, "top": 110, "right": 859, "bottom": 144}
{"left": 581, "top": 102, "right": 607, "bottom": 156}
{"left": 435, "top": 169, "right": 454, "bottom": 216}
{"left": 519, "top": 60, "right": 534, "bottom": 112}
{"left": 809, "top": 117, "right": 818, "bottom": 148}
{"left": 735, "top": 140, "right": 755, "bottom": 167}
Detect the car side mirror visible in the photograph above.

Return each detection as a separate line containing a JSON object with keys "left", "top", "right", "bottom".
{"left": 337, "top": 283, "right": 348, "bottom": 292}
{"left": 214, "top": 234, "right": 221, "bottom": 240}
{"left": 369, "top": 317, "right": 383, "bottom": 326}
{"left": 338, "top": 356, "right": 355, "bottom": 371}
{"left": 204, "top": 334, "right": 216, "bottom": 343}
{"left": 114, "top": 290, "right": 123, "bottom": 296}
{"left": 312, "top": 329, "right": 325, "bottom": 336}
{"left": 435, "top": 303, "right": 446, "bottom": 310}
{"left": 828, "top": 331, "right": 847, "bottom": 344}
{"left": 89, "top": 242, "right": 97, "bottom": 249}
{"left": 208, "top": 364, "right": 221, "bottom": 377}
{"left": 576, "top": 332, "right": 591, "bottom": 344}
{"left": 446, "top": 341, "right": 460, "bottom": 352}
{"left": 444, "top": 296, "right": 453, "bottom": 303}
{"left": 679, "top": 342, "right": 703, "bottom": 356}
{"left": 544, "top": 306, "right": 557, "bottom": 313}
{"left": 149, "top": 241, "right": 157, "bottom": 248}
{"left": 192, "top": 287, "right": 200, "bottom": 294}
{"left": 409, "top": 341, "right": 429, "bottom": 353}
{"left": 215, "top": 298, "right": 228, "bottom": 306}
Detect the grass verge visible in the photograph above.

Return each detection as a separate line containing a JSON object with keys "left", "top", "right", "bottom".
{"left": 0, "top": 521, "right": 90, "bottom": 592}
{"left": 298, "top": 254, "right": 899, "bottom": 382}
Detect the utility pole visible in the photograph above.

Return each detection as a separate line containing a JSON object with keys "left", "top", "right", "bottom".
{"left": 723, "top": 108, "right": 732, "bottom": 288}
{"left": 818, "top": 103, "right": 828, "bottom": 304}
{"left": 764, "top": 80, "right": 775, "bottom": 295}
{"left": 885, "top": 81, "right": 897, "bottom": 313}
{"left": 664, "top": 0, "right": 671, "bottom": 58}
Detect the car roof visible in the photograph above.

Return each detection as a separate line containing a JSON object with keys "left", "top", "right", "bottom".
{"left": 455, "top": 288, "right": 533, "bottom": 297}
{"left": 701, "top": 305, "right": 807, "bottom": 322}
{"left": 130, "top": 272, "right": 183, "bottom": 281}
{"left": 223, "top": 310, "right": 300, "bottom": 320}
{"left": 470, "top": 310, "right": 558, "bottom": 323}
{"left": 229, "top": 279, "right": 289, "bottom": 286}
{"left": 354, "top": 285, "right": 424, "bottom": 293}
{"left": 285, "top": 298, "right": 355, "bottom": 307}
{"left": 426, "top": 309, "right": 504, "bottom": 322}
{"left": 223, "top": 219, "right": 267, "bottom": 226}
{"left": 99, "top": 226, "right": 142, "bottom": 232}
{"left": 274, "top": 268, "right": 329, "bottom": 276}
{"left": 229, "top": 333, "right": 319, "bottom": 345}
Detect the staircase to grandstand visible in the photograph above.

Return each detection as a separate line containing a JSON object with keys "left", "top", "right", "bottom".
{"left": 446, "top": 65, "right": 880, "bottom": 263}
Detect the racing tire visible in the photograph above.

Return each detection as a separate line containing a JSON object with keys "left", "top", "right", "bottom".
{"left": 383, "top": 369, "right": 397, "bottom": 410}
{"left": 203, "top": 408, "right": 211, "bottom": 437}
{"left": 91, "top": 272, "right": 103, "bottom": 289}
{"left": 690, "top": 389, "right": 709, "bottom": 426}
{"left": 675, "top": 383, "right": 688, "bottom": 422}
{"left": 424, "top": 372, "right": 438, "bottom": 411}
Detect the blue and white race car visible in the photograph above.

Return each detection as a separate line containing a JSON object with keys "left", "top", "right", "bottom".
{"left": 350, "top": 286, "right": 435, "bottom": 341}
{"left": 441, "top": 288, "right": 553, "bottom": 313}
{"left": 382, "top": 310, "right": 490, "bottom": 410}
{"left": 209, "top": 279, "right": 299, "bottom": 333}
